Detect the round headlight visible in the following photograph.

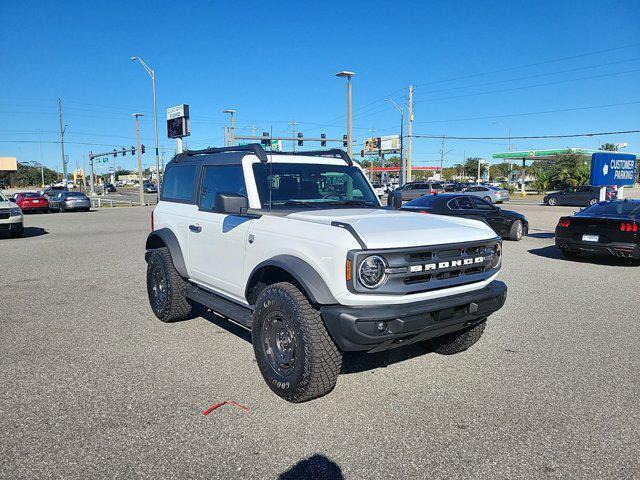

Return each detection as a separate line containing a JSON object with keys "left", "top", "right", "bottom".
{"left": 358, "top": 255, "right": 387, "bottom": 289}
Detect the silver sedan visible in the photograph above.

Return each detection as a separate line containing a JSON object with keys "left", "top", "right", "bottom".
{"left": 49, "top": 192, "right": 91, "bottom": 212}
{"left": 462, "top": 185, "right": 510, "bottom": 204}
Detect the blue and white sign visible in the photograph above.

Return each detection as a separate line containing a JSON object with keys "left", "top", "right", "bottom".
{"left": 590, "top": 153, "right": 636, "bottom": 187}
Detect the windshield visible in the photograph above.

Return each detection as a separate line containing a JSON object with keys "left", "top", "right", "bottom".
{"left": 579, "top": 201, "right": 640, "bottom": 217}
{"left": 252, "top": 162, "right": 379, "bottom": 209}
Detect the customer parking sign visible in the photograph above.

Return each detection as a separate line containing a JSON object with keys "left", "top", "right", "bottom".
{"left": 589, "top": 153, "right": 636, "bottom": 187}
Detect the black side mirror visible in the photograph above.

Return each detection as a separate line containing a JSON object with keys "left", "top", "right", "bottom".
{"left": 215, "top": 192, "right": 248, "bottom": 215}
{"left": 387, "top": 192, "right": 403, "bottom": 209}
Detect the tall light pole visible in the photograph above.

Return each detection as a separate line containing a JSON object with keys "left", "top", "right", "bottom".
{"left": 385, "top": 98, "right": 404, "bottom": 185}
{"left": 133, "top": 113, "right": 145, "bottom": 206}
{"left": 58, "top": 98, "right": 67, "bottom": 185}
{"left": 130, "top": 56, "right": 161, "bottom": 196}
{"left": 335, "top": 71, "right": 355, "bottom": 157}
{"left": 223, "top": 109, "right": 236, "bottom": 146}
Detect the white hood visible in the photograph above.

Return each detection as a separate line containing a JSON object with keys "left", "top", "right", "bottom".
{"left": 0, "top": 200, "right": 16, "bottom": 209}
{"left": 287, "top": 208, "right": 495, "bottom": 249}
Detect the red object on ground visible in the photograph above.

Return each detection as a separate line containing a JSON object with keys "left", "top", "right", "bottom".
{"left": 202, "top": 401, "right": 250, "bottom": 415}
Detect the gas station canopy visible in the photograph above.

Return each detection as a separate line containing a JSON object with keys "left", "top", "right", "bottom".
{"left": 492, "top": 148, "right": 638, "bottom": 160}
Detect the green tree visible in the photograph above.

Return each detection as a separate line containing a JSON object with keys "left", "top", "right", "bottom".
{"left": 463, "top": 157, "right": 487, "bottom": 179}
{"left": 600, "top": 143, "right": 617, "bottom": 151}
{"left": 489, "top": 162, "right": 513, "bottom": 181}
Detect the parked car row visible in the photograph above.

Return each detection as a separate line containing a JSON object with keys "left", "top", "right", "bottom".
{"left": 543, "top": 185, "right": 617, "bottom": 207}
{"left": 8, "top": 191, "right": 91, "bottom": 213}
{"left": 391, "top": 181, "right": 510, "bottom": 204}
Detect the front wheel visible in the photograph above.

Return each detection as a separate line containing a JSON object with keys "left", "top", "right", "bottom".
{"left": 252, "top": 282, "right": 342, "bottom": 403}
{"left": 427, "top": 321, "right": 486, "bottom": 355}
{"left": 588, "top": 197, "right": 598, "bottom": 206}
{"left": 10, "top": 222, "right": 24, "bottom": 238}
{"left": 547, "top": 198, "right": 557, "bottom": 206}
{"left": 509, "top": 220, "right": 524, "bottom": 241}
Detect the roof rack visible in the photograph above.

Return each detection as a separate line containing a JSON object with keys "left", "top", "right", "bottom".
{"left": 181, "top": 144, "right": 354, "bottom": 166}
{"left": 183, "top": 144, "right": 269, "bottom": 163}
{"left": 262, "top": 148, "right": 354, "bottom": 166}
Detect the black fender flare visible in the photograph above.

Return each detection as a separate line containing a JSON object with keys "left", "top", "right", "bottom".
{"left": 145, "top": 228, "right": 188, "bottom": 278}
{"left": 246, "top": 255, "right": 337, "bottom": 305}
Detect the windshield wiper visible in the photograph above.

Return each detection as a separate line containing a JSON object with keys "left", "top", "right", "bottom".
{"left": 327, "top": 199, "right": 379, "bottom": 207}
{"left": 278, "top": 200, "right": 322, "bottom": 209}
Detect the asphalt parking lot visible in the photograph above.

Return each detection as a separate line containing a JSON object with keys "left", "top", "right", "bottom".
{"left": 1, "top": 204, "right": 638, "bottom": 479}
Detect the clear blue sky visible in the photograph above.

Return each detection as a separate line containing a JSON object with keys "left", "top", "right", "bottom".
{"left": 1, "top": 0, "right": 639, "bottom": 175}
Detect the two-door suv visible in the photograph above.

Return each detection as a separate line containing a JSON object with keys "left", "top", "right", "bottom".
{"left": 145, "top": 145, "right": 507, "bottom": 402}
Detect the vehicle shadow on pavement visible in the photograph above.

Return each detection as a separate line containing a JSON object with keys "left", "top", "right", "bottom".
{"left": 22, "top": 227, "right": 49, "bottom": 238}
{"left": 526, "top": 231, "right": 555, "bottom": 239}
{"left": 279, "top": 454, "right": 345, "bottom": 480}
{"left": 528, "top": 245, "right": 640, "bottom": 267}
{"left": 341, "top": 344, "right": 432, "bottom": 374}
{"left": 200, "top": 309, "right": 252, "bottom": 343}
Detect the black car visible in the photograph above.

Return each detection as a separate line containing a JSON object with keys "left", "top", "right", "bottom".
{"left": 400, "top": 193, "right": 528, "bottom": 241}
{"left": 555, "top": 199, "right": 640, "bottom": 260}
{"left": 544, "top": 185, "right": 616, "bottom": 207}
{"left": 43, "top": 186, "right": 68, "bottom": 199}
{"left": 143, "top": 182, "right": 157, "bottom": 193}
{"left": 103, "top": 183, "right": 116, "bottom": 193}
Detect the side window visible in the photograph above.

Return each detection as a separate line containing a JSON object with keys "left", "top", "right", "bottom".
{"left": 162, "top": 164, "right": 197, "bottom": 202}
{"left": 455, "top": 197, "right": 474, "bottom": 210}
{"left": 466, "top": 187, "right": 477, "bottom": 192}
{"left": 199, "top": 165, "right": 246, "bottom": 212}
{"left": 472, "top": 197, "right": 494, "bottom": 211}
{"left": 577, "top": 186, "right": 590, "bottom": 193}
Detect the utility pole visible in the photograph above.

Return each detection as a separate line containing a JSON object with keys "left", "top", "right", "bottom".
{"left": 439, "top": 136, "right": 445, "bottom": 179}
{"left": 133, "top": 113, "right": 145, "bottom": 205}
{"left": 290, "top": 120, "right": 297, "bottom": 152}
{"left": 407, "top": 85, "right": 414, "bottom": 182}
{"left": 223, "top": 109, "right": 236, "bottom": 146}
{"left": 58, "top": 98, "right": 67, "bottom": 185}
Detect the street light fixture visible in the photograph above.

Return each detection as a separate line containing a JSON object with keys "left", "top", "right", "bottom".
{"left": 385, "top": 98, "right": 405, "bottom": 185}
{"left": 335, "top": 71, "right": 355, "bottom": 157}
{"left": 131, "top": 56, "right": 161, "bottom": 196}
{"left": 222, "top": 109, "right": 236, "bottom": 146}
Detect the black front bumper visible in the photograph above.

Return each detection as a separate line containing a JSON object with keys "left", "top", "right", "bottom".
{"left": 556, "top": 237, "right": 640, "bottom": 259}
{"left": 321, "top": 280, "right": 507, "bottom": 353}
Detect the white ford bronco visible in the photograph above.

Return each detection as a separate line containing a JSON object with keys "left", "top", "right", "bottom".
{"left": 145, "top": 145, "right": 506, "bottom": 402}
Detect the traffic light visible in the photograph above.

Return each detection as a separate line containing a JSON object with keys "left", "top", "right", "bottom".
{"left": 360, "top": 150, "right": 365, "bottom": 158}
{"left": 297, "top": 132, "right": 303, "bottom": 146}
{"left": 121, "top": 147, "right": 126, "bottom": 157}
{"left": 320, "top": 133, "right": 326, "bottom": 147}
{"left": 113, "top": 149, "right": 117, "bottom": 158}
{"left": 141, "top": 144, "right": 146, "bottom": 154}
{"left": 342, "top": 135, "right": 348, "bottom": 148}
{"left": 261, "top": 132, "right": 270, "bottom": 146}
{"left": 131, "top": 146, "right": 136, "bottom": 155}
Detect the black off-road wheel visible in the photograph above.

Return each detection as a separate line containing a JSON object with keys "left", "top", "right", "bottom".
{"left": 252, "top": 282, "right": 342, "bottom": 403}
{"left": 146, "top": 247, "right": 194, "bottom": 322}
{"left": 427, "top": 321, "right": 486, "bottom": 355}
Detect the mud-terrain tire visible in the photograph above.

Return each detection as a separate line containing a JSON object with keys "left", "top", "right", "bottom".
{"left": 252, "top": 282, "right": 342, "bottom": 403}
{"left": 428, "top": 321, "right": 486, "bottom": 355}
{"left": 146, "top": 247, "right": 194, "bottom": 322}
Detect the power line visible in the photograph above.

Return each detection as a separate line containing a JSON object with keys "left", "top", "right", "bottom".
{"left": 412, "top": 100, "right": 640, "bottom": 125}
{"left": 412, "top": 42, "right": 640, "bottom": 88}
{"left": 412, "top": 129, "right": 640, "bottom": 140}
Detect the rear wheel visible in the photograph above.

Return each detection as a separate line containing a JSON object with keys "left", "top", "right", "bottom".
{"left": 427, "top": 321, "right": 486, "bottom": 355}
{"left": 509, "top": 220, "right": 524, "bottom": 241}
{"left": 252, "top": 282, "right": 342, "bottom": 403}
{"left": 146, "top": 247, "right": 194, "bottom": 322}
{"left": 483, "top": 196, "right": 492, "bottom": 203}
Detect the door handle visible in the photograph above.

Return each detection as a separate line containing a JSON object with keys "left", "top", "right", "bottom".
{"left": 189, "top": 224, "right": 202, "bottom": 233}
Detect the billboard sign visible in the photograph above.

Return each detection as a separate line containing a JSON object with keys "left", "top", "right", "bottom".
{"left": 590, "top": 153, "right": 636, "bottom": 187}
{"left": 166, "top": 104, "right": 190, "bottom": 139}
{"left": 380, "top": 135, "right": 400, "bottom": 153}
{"left": 0, "top": 157, "right": 18, "bottom": 171}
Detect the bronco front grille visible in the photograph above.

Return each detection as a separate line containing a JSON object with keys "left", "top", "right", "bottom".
{"left": 347, "top": 238, "right": 501, "bottom": 295}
